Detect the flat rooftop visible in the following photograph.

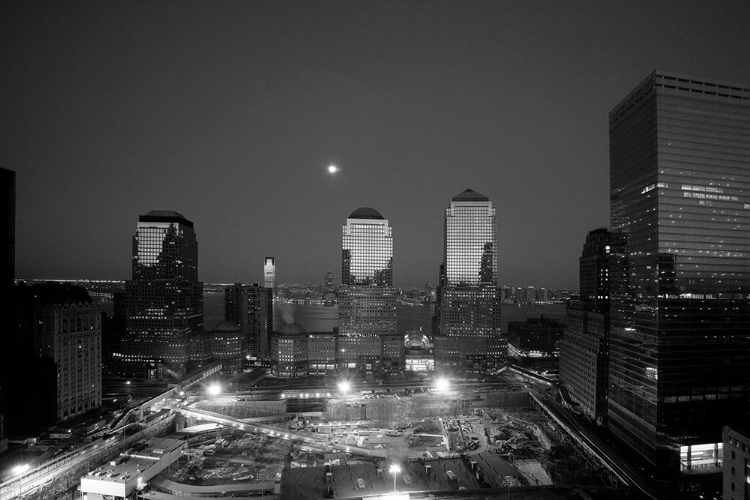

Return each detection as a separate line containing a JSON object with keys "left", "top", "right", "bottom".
{"left": 83, "top": 438, "right": 184, "bottom": 486}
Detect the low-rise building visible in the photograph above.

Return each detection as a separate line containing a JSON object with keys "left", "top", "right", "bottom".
{"left": 80, "top": 438, "right": 185, "bottom": 500}
{"left": 271, "top": 323, "right": 308, "bottom": 378}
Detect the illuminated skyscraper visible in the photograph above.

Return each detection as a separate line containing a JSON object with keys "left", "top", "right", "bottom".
{"left": 608, "top": 71, "right": 750, "bottom": 475}
{"left": 434, "top": 189, "right": 504, "bottom": 372}
{"left": 121, "top": 210, "right": 203, "bottom": 374}
{"left": 338, "top": 207, "right": 396, "bottom": 341}
{"left": 264, "top": 257, "right": 275, "bottom": 290}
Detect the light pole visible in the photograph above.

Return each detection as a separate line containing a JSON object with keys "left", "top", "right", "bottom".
{"left": 337, "top": 380, "right": 350, "bottom": 395}
{"left": 389, "top": 464, "right": 401, "bottom": 492}
{"left": 13, "top": 464, "right": 30, "bottom": 498}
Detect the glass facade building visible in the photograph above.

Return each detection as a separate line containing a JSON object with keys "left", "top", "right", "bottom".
{"left": 122, "top": 210, "right": 203, "bottom": 369}
{"left": 434, "top": 189, "right": 503, "bottom": 371}
{"left": 338, "top": 207, "right": 396, "bottom": 338}
{"left": 608, "top": 71, "right": 750, "bottom": 474}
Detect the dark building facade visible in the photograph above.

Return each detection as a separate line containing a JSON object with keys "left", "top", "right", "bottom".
{"left": 434, "top": 189, "right": 504, "bottom": 372}
{"left": 723, "top": 426, "right": 750, "bottom": 500}
{"left": 608, "top": 71, "right": 750, "bottom": 475}
{"left": 0, "top": 167, "right": 14, "bottom": 449}
{"left": 224, "top": 283, "right": 273, "bottom": 359}
{"left": 121, "top": 210, "right": 203, "bottom": 375}
{"left": 559, "top": 228, "right": 611, "bottom": 424}
{"left": 34, "top": 298, "right": 102, "bottom": 421}
{"left": 7, "top": 283, "right": 100, "bottom": 432}
{"left": 506, "top": 317, "right": 564, "bottom": 359}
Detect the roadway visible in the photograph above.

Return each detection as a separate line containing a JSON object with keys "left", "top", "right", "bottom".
{"left": 529, "top": 389, "right": 665, "bottom": 500}
{"left": 162, "top": 405, "right": 389, "bottom": 458}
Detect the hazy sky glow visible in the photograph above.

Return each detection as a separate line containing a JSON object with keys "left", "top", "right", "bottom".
{"left": 3, "top": 1, "right": 750, "bottom": 288}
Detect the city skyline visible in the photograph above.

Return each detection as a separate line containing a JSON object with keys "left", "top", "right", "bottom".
{"left": 3, "top": 2, "right": 750, "bottom": 289}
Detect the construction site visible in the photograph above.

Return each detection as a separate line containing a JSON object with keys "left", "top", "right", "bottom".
{"left": 155, "top": 382, "right": 630, "bottom": 499}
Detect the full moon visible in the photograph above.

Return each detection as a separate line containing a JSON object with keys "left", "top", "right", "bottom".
{"left": 328, "top": 164, "right": 339, "bottom": 174}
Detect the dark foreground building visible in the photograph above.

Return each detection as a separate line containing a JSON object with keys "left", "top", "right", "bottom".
{"left": 608, "top": 71, "right": 750, "bottom": 476}
{"left": 7, "top": 283, "right": 101, "bottom": 432}
{"left": 559, "top": 228, "right": 610, "bottom": 424}
{"left": 224, "top": 283, "right": 273, "bottom": 359}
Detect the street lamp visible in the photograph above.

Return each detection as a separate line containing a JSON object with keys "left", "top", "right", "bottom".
{"left": 208, "top": 383, "right": 222, "bottom": 396}
{"left": 337, "top": 380, "right": 350, "bottom": 394}
{"left": 13, "top": 464, "right": 30, "bottom": 497}
{"left": 435, "top": 377, "right": 450, "bottom": 392}
{"left": 389, "top": 464, "right": 401, "bottom": 492}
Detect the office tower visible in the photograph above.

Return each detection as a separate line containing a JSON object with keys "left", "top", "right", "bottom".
{"left": 224, "top": 283, "right": 273, "bottom": 359}
{"left": 559, "top": 228, "right": 610, "bottom": 423}
{"left": 338, "top": 207, "right": 396, "bottom": 337}
{"left": 0, "top": 167, "right": 13, "bottom": 451}
{"left": 608, "top": 71, "right": 750, "bottom": 475}
{"left": 434, "top": 189, "right": 504, "bottom": 372}
{"left": 7, "top": 283, "right": 99, "bottom": 430}
{"left": 264, "top": 257, "right": 275, "bottom": 290}
{"left": 225, "top": 283, "right": 247, "bottom": 332}
{"left": 34, "top": 294, "right": 102, "bottom": 421}
{"left": 121, "top": 210, "right": 203, "bottom": 374}
{"left": 323, "top": 271, "right": 336, "bottom": 306}
{"left": 0, "top": 167, "right": 13, "bottom": 292}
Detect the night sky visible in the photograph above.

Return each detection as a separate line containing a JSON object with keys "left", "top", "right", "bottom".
{"left": 3, "top": 1, "right": 750, "bottom": 288}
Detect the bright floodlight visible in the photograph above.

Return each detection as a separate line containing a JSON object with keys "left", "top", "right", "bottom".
{"left": 435, "top": 377, "right": 450, "bottom": 391}
{"left": 389, "top": 464, "right": 401, "bottom": 492}
{"left": 13, "top": 464, "right": 29, "bottom": 476}
{"left": 207, "top": 383, "right": 222, "bottom": 396}
{"left": 338, "top": 381, "right": 350, "bottom": 393}
{"left": 328, "top": 164, "right": 339, "bottom": 174}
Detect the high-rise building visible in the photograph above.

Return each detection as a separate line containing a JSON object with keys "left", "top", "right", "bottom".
{"left": 338, "top": 207, "right": 396, "bottom": 374}
{"left": 559, "top": 228, "right": 610, "bottom": 424}
{"left": 225, "top": 283, "right": 273, "bottom": 359}
{"left": 323, "top": 271, "right": 336, "bottom": 306}
{"left": 608, "top": 71, "right": 750, "bottom": 475}
{"left": 434, "top": 189, "right": 504, "bottom": 372}
{"left": 0, "top": 167, "right": 13, "bottom": 293}
{"left": 339, "top": 207, "right": 396, "bottom": 337}
{"left": 34, "top": 297, "right": 102, "bottom": 421}
{"left": 121, "top": 210, "right": 203, "bottom": 374}
{"left": 264, "top": 257, "right": 275, "bottom": 290}
{"left": 8, "top": 283, "right": 100, "bottom": 430}
{"left": 0, "top": 167, "right": 14, "bottom": 451}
